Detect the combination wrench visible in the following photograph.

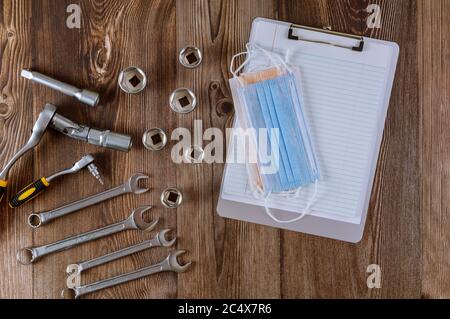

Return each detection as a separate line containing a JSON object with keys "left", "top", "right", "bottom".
{"left": 17, "top": 206, "right": 158, "bottom": 265}
{"left": 28, "top": 173, "right": 149, "bottom": 228}
{"left": 68, "top": 229, "right": 176, "bottom": 276}
{"left": 62, "top": 250, "right": 191, "bottom": 299}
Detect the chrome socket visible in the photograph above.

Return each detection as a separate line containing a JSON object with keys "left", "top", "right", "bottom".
{"left": 142, "top": 128, "right": 168, "bottom": 151}
{"left": 50, "top": 113, "right": 132, "bottom": 152}
{"left": 184, "top": 145, "right": 205, "bottom": 164}
{"left": 179, "top": 46, "right": 202, "bottom": 69}
{"left": 169, "top": 88, "right": 197, "bottom": 114}
{"left": 161, "top": 188, "right": 183, "bottom": 209}
{"left": 118, "top": 67, "right": 147, "bottom": 94}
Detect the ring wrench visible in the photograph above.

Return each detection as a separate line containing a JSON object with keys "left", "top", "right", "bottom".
{"left": 68, "top": 229, "right": 176, "bottom": 276}
{"left": 17, "top": 206, "right": 158, "bottom": 265}
{"left": 62, "top": 250, "right": 191, "bottom": 299}
{"left": 28, "top": 173, "right": 149, "bottom": 228}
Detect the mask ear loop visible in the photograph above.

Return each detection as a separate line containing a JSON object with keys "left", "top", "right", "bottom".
{"left": 263, "top": 180, "right": 318, "bottom": 224}
{"left": 230, "top": 51, "right": 252, "bottom": 78}
{"left": 230, "top": 43, "right": 292, "bottom": 79}
{"left": 249, "top": 44, "right": 293, "bottom": 74}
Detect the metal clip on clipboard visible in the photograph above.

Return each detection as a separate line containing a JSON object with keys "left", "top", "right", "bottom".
{"left": 288, "top": 24, "right": 365, "bottom": 52}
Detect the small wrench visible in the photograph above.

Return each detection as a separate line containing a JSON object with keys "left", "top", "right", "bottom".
{"left": 17, "top": 206, "right": 158, "bottom": 265}
{"left": 62, "top": 250, "right": 191, "bottom": 299}
{"left": 68, "top": 229, "right": 176, "bottom": 276}
{"left": 28, "top": 173, "right": 149, "bottom": 228}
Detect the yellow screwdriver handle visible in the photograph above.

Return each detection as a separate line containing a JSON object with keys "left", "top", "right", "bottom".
{"left": 9, "top": 178, "right": 50, "bottom": 208}
{"left": 0, "top": 180, "right": 7, "bottom": 203}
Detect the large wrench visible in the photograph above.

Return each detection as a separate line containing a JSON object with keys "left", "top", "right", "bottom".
{"left": 28, "top": 173, "right": 149, "bottom": 228}
{"left": 68, "top": 229, "right": 176, "bottom": 276}
{"left": 62, "top": 250, "right": 191, "bottom": 299}
{"left": 17, "top": 206, "right": 158, "bottom": 265}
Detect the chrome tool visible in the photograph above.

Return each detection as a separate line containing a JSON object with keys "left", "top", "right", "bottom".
{"left": 118, "top": 67, "right": 147, "bottom": 94}
{"left": 49, "top": 106, "right": 132, "bottom": 152}
{"left": 161, "top": 187, "right": 183, "bottom": 209}
{"left": 21, "top": 69, "right": 100, "bottom": 107}
{"left": 9, "top": 154, "right": 103, "bottom": 208}
{"left": 68, "top": 229, "right": 176, "bottom": 276}
{"left": 17, "top": 206, "right": 158, "bottom": 264}
{"left": 28, "top": 173, "right": 149, "bottom": 228}
{"left": 62, "top": 251, "right": 191, "bottom": 299}
{"left": 0, "top": 105, "right": 57, "bottom": 203}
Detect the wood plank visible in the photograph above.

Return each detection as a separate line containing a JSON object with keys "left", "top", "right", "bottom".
{"left": 175, "top": 0, "right": 280, "bottom": 298}
{"left": 28, "top": 0, "right": 177, "bottom": 298}
{"left": 0, "top": 0, "right": 34, "bottom": 299}
{"left": 418, "top": 0, "right": 450, "bottom": 299}
{"left": 0, "top": 0, "right": 448, "bottom": 299}
{"left": 278, "top": 0, "right": 421, "bottom": 298}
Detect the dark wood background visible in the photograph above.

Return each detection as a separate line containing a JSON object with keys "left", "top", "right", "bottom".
{"left": 0, "top": 0, "right": 448, "bottom": 299}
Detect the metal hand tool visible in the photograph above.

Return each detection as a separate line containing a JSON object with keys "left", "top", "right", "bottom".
{"left": 0, "top": 103, "right": 132, "bottom": 204}
{"left": 0, "top": 105, "right": 57, "bottom": 204}
{"left": 179, "top": 46, "right": 203, "bottom": 69}
{"left": 21, "top": 69, "right": 100, "bottom": 107}
{"left": 118, "top": 67, "right": 147, "bottom": 94}
{"left": 28, "top": 173, "right": 149, "bottom": 228}
{"left": 68, "top": 229, "right": 176, "bottom": 276}
{"left": 17, "top": 206, "right": 158, "bottom": 265}
{"left": 48, "top": 105, "right": 132, "bottom": 152}
{"left": 9, "top": 154, "right": 103, "bottom": 208}
{"left": 161, "top": 187, "right": 183, "bottom": 209}
{"left": 142, "top": 128, "right": 168, "bottom": 151}
{"left": 62, "top": 250, "right": 191, "bottom": 299}
{"left": 169, "top": 88, "right": 197, "bottom": 114}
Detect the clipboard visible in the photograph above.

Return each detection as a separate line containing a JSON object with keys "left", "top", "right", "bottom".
{"left": 217, "top": 18, "right": 399, "bottom": 243}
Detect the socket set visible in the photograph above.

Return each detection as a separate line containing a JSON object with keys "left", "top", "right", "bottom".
{"left": 0, "top": 44, "right": 204, "bottom": 298}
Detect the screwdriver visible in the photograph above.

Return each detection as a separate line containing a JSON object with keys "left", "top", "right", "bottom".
{"left": 9, "top": 154, "right": 103, "bottom": 208}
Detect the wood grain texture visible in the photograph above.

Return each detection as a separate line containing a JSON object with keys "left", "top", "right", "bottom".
{"left": 279, "top": 0, "right": 421, "bottom": 298}
{"left": 0, "top": 0, "right": 448, "bottom": 299}
{"left": 175, "top": 0, "right": 280, "bottom": 299}
{"left": 418, "top": 0, "right": 450, "bottom": 299}
{"left": 28, "top": 0, "right": 177, "bottom": 299}
{"left": 0, "top": 0, "right": 33, "bottom": 299}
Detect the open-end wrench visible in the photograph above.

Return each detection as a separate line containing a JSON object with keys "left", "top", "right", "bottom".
{"left": 68, "top": 229, "right": 176, "bottom": 276}
{"left": 17, "top": 206, "right": 158, "bottom": 265}
{"left": 62, "top": 250, "right": 191, "bottom": 299}
{"left": 27, "top": 173, "right": 149, "bottom": 228}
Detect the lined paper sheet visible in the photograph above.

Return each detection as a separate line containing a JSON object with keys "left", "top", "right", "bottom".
{"left": 221, "top": 20, "right": 395, "bottom": 223}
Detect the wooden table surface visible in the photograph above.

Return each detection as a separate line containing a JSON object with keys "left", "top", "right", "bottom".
{"left": 0, "top": 0, "right": 448, "bottom": 299}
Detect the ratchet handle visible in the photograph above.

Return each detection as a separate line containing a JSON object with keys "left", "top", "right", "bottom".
{"left": 9, "top": 177, "right": 50, "bottom": 208}
{"left": 0, "top": 180, "right": 7, "bottom": 203}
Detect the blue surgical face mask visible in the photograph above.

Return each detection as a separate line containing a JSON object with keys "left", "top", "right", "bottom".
{"left": 241, "top": 72, "right": 321, "bottom": 194}
{"left": 229, "top": 44, "right": 320, "bottom": 223}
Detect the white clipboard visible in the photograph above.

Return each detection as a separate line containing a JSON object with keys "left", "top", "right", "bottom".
{"left": 217, "top": 18, "right": 399, "bottom": 243}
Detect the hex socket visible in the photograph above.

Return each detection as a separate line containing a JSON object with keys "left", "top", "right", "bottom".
{"left": 87, "top": 129, "right": 133, "bottom": 152}
{"left": 50, "top": 113, "right": 132, "bottom": 152}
